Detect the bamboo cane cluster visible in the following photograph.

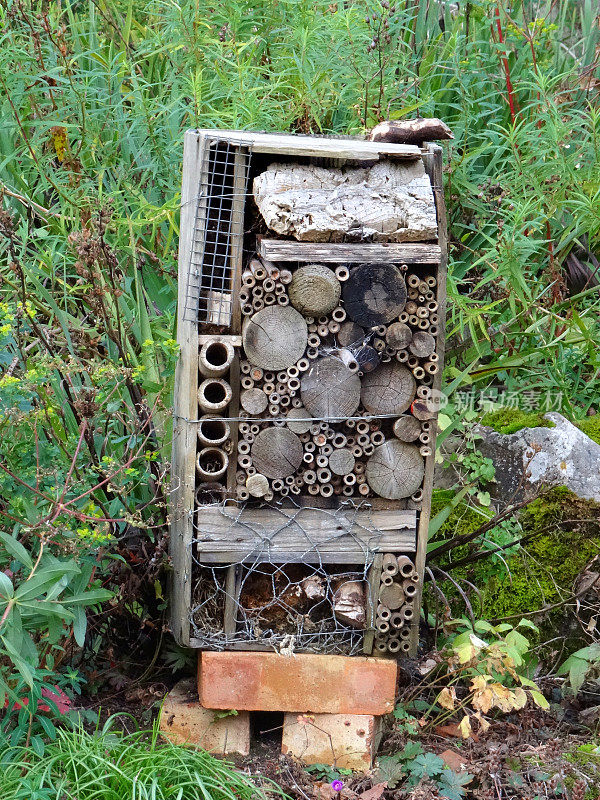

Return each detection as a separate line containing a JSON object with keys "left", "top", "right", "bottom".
{"left": 373, "top": 553, "right": 419, "bottom": 654}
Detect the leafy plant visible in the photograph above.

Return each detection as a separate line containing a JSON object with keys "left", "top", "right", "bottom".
{"left": 379, "top": 740, "right": 473, "bottom": 799}
{"left": 557, "top": 643, "right": 600, "bottom": 696}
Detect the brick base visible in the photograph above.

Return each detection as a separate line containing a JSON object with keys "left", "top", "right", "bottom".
{"left": 159, "top": 679, "right": 250, "bottom": 756}
{"left": 282, "top": 712, "right": 382, "bottom": 771}
{"left": 199, "top": 651, "right": 396, "bottom": 715}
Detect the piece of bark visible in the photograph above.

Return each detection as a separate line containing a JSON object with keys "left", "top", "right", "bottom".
{"left": 242, "top": 306, "right": 307, "bottom": 370}
{"left": 288, "top": 264, "right": 341, "bottom": 316}
{"left": 369, "top": 118, "right": 454, "bottom": 145}
{"left": 342, "top": 263, "right": 407, "bottom": 327}
{"left": 332, "top": 578, "right": 367, "bottom": 628}
{"left": 366, "top": 440, "right": 425, "bottom": 500}
{"left": 250, "top": 427, "right": 304, "bottom": 479}
{"left": 393, "top": 415, "right": 421, "bottom": 442}
{"left": 361, "top": 362, "right": 416, "bottom": 416}
{"left": 253, "top": 160, "right": 437, "bottom": 242}
{"left": 386, "top": 322, "right": 413, "bottom": 350}
{"left": 301, "top": 356, "right": 361, "bottom": 420}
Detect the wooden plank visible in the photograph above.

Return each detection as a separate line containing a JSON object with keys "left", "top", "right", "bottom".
{"left": 198, "top": 334, "right": 242, "bottom": 346}
{"left": 363, "top": 553, "right": 383, "bottom": 655}
{"left": 195, "top": 129, "right": 421, "bottom": 160}
{"left": 409, "top": 143, "right": 448, "bottom": 656}
{"left": 194, "top": 507, "right": 417, "bottom": 564}
{"left": 259, "top": 240, "right": 442, "bottom": 264}
{"left": 170, "top": 130, "right": 205, "bottom": 646}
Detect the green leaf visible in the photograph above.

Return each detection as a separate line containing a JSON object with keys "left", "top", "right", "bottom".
{"left": 61, "top": 589, "right": 113, "bottom": 606}
{"left": 0, "top": 532, "right": 33, "bottom": 570}
{"left": 0, "top": 635, "right": 35, "bottom": 688}
{"left": 0, "top": 571, "right": 14, "bottom": 600}
{"left": 72, "top": 606, "right": 87, "bottom": 647}
{"left": 414, "top": 752, "right": 445, "bottom": 778}
{"left": 530, "top": 690, "right": 550, "bottom": 709}
{"left": 15, "top": 564, "right": 79, "bottom": 601}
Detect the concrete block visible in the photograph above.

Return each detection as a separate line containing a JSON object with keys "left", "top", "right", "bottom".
{"left": 199, "top": 651, "right": 396, "bottom": 715}
{"left": 159, "top": 678, "right": 250, "bottom": 756}
{"left": 282, "top": 711, "right": 382, "bottom": 771}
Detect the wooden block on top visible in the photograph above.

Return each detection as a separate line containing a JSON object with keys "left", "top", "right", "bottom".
{"left": 199, "top": 651, "right": 397, "bottom": 715}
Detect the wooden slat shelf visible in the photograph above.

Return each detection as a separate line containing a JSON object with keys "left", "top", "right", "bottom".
{"left": 259, "top": 240, "right": 442, "bottom": 264}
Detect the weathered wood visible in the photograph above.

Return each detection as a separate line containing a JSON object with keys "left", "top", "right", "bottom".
{"left": 386, "top": 322, "right": 413, "bottom": 350}
{"left": 409, "top": 331, "right": 436, "bottom": 358}
{"left": 259, "top": 239, "right": 442, "bottom": 264}
{"left": 286, "top": 407, "right": 312, "bottom": 434}
{"left": 196, "top": 128, "right": 421, "bottom": 159}
{"left": 342, "top": 263, "right": 407, "bottom": 327}
{"left": 250, "top": 427, "right": 303, "bottom": 479}
{"left": 366, "top": 440, "right": 425, "bottom": 500}
{"left": 240, "top": 387, "right": 269, "bottom": 415}
{"left": 378, "top": 582, "right": 405, "bottom": 610}
{"left": 337, "top": 321, "right": 365, "bottom": 348}
{"left": 301, "top": 356, "right": 361, "bottom": 419}
{"left": 369, "top": 118, "right": 453, "bottom": 145}
{"left": 393, "top": 415, "right": 422, "bottom": 442}
{"left": 254, "top": 161, "right": 437, "bottom": 242}
{"left": 246, "top": 473, "right": 270, "bottom": 498}
{"left": 361, "top": 362, "right": 416, "bottom": 416}
{"left": 242, "top": 306, "right": 307, "bottom": 370}
{"left": 199, "top": 339, "right": 235, "bottom": 378}
{"left": 288, "top": 264, "right": 341, "bottom": 316}
{"left": 332, "top": 578, "right": 367, "bottom": 628}
{"left": 329, "top": 448, "right": 356, "bottom": 476}
{"left": 198, "top": 334, "right": 242, "bottom": 346}
{"left": 194, "top": 507, "right": 417, "bottom": 563}
{"left": 170, "top": 130, "right": 204, "bottom": 646}
{"left": 363, "top": 553, "right": 383, "bottom": 655}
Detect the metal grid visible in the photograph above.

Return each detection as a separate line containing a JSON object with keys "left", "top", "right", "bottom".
{"left": 184, "top": 138, "right": 253, "bottom": 325}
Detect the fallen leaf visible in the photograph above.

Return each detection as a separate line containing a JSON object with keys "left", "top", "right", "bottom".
{"left": 357, "top": 782, "right": 386, "bottom": 800}
{"left": 440, "top": 749, "right": 469, "bottom": 774}
{"left": 434, "top": 723, "right": 479, "bottom": 742}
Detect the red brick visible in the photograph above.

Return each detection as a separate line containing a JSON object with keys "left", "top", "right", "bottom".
{"left": 281, "top": 711, "right": 381, "bottom": 771}
{"left": 199, "top": 651, "right": 396, "bottom": 714}
{"left": 159, "top": 679, "right": 250, "bottom": 755}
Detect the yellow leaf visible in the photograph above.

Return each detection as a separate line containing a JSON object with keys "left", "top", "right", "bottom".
{"left": 530, "top": 690, "right": 550, "bottom": 710}
{"left": 474, "top": 712, "right": 490, "bottom": 733}
{"left": 459, "top": 714, "right": 472, "bottom": 739}
{"left": 437, "top": 686, "right": 457, "bottom": 710}
{"left": 472, "top": 687, "right": 493, "bottom": 714}
{"left": 470, "top": 674, "right": 490, "bottom": 692}
{"left": 511, "top": 687, "right": 527, "bottom": 710}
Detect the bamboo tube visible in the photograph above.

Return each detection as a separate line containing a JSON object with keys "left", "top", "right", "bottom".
{"left": 237, "top": 454, "right": 252, "bottom": 469}
{"left": 397, "top": 556, "right": 415, "bottom": 578}
{"left": 401, "top": 605, "right": 414, "bottom": 621}
{"left": 317, "top": 468, "right": 331, "bottom": 484}
{"left": 399, "top": 311, "right": 410, "bottom": 323}
{"left": 382, "top": 553, "right": 399, "bottom": 576}
{"left": 396, "top": 349, "right": 409, "bottom": 363}
{"left": 275, "top": 283, "right": 286, "bottom": 295}
{"left": 264, "top": 293, "right": 276, "bottom": 305}
{"left": 407, "top": 273, "right": 420, "bottom": 288}
{"left": 403, "top": 582, "right": 418, "bottom": 599}
{"left": 307, "top": 484, "right": 320, "bottom": 495}
{"left": 198, "top": 378, "right": 232, "bottom": 414}
{"left": 241, "top": 303, "right": 253, "bottom": 316}
{"left": 242, "top": 270, "right": 255, "bottom": 287}
{"left": 277, "top": 295, "right": 290, "bottom": 306}
{"left": 358, "top": 483, "right": 370, "bottom": 496}
{"left": 236, "top": 486, "right": 250, "bottom": 501}
{"left": 411, "top": 488, "right": 423, "bottom": 502}
{"left": 420, "top": 445, "right": 432, "bottom": 457}
{"left": 252, "top": 299, "right": 265, "bottom": 311}
{"left": 405, "top": 300, "right": 418, "bottom": 315}
{"left": 413, "top": 366, "right": 425, "bottom": 380}
{"left": 416, "top": 386, "right": 430, "bottom": 399}
{"left": 196, "top": 447, "right": 228, "bottom": 480}
{"left": 320, "top": 484, "right": 333, "bottom": 497}
{"left": 237, "top": 441, "right": 251, "bottom": 455}
{"left": 318, "top": 324, "right": 329, "bottom": 337}
{"left": 375, "top": 641, "right": 388, "bottom": 654}
{"left": 335, "top": 266, "right": 350, "bottom": 281}
{"left": 377, "top": 604, "right": 391, "bottom": 621}
{"left": 390, "top": 612, "right": 404, "bottom": 629}
{"left": 307, "top": 347, "right": 319, "bottom": 359}
{"left": 332, "top": 306, "right": 346, "bottom": 322}
{"left": 388, "top": 637, "right": 401, "bottom": 653}
{"left": 417, "top": 307, "right": 429, "bottom": 319}
{"left": 198, "top": 416, "right": 230, "bottom": 448}
{"left": 426, "top": 275, "right": 437, "bottom": 288}
{"left": 376, "top": 619, "right": 390, "bottom": 634}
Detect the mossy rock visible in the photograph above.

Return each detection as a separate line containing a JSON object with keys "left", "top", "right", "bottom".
{"left": 480, "top": 406, "right": 555, "bottom": 435}
{"left": 575, "top": 416, "right": 600, "bottom": 446}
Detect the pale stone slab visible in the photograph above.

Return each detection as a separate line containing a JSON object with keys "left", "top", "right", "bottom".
{"left": 253, "top": 161, "right": 437, "bottom": 242}
{"left": 282, "top": 711, "right": 382, "bottom": 771}
{"left": 159, "top": 679, "right": 250, "bottom": 756}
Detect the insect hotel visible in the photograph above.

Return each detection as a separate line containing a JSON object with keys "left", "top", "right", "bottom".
{"left": 166, "top": 129, "right": 447, "bottom": 765}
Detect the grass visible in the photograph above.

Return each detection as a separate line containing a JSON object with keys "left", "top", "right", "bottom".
{"left": 1, "top": 718, "right": 280, "bottom": 800}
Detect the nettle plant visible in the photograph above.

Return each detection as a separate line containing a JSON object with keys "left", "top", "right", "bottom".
{"left": 398, "top": 618, "right": 549, "bottom": 740}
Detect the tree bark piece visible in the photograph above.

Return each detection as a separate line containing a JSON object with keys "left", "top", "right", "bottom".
{"left": 332, "top": 578, "right": 367, "bottom": 628}
{"left": 369, "top": 118, "right": 454, "bottom": 145}
{"left": 240, "top": 388, "right": 269, "bottom": 415}
{"left": 253, "top": 161, "right": 437, "bottom": 242}
{"left": 361, "top": 362, "right": 416, "bottom": 416}
{"left": 329, "top": 448, "right": 356, "bottom": 476}
{"left": 386, "top": 322, "right": 413, "bottom": 350}
{"left": 393, "top": 416, "right": 421, "bottom": 442}
{"left": 288, "top": 264, "right": 341, "bottom": 317}
{"left": 409, "top": 331, "right": 436, "bottom": 358}
{"left": 342, "top": 263, "right": 407, "bottom": 327}
{"left": 250, "top": 427, "right": 304, "bottom": 479}
{"left": 242, "top": 306, "right": 307, "bottom": 370}
{"left": 366, "top": 440, "right": 425, "bottom": 500}
{"left": 301, "top": 356, "right": 361, "bottom": 420}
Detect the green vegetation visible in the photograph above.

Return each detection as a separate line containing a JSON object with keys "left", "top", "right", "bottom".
{"left": 1, "top": 719, "right": 277, "bottom": 799}
{"left": 480, "top": 407, "right": 555, "bottom": 435}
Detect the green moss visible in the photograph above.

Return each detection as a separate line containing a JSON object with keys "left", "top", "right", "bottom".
{"left": 480, "top": 406, "right": 555, "bottom": 435}
{"left": 430, "top": 489, "right": 488, "bottom": 540}
{"left": 574, "top": 415, "right": 600, "bottom": 446}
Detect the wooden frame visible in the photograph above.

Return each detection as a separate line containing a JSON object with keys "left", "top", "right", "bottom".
{"left": 170, "top": 130, "right": 447, "bottom": 656}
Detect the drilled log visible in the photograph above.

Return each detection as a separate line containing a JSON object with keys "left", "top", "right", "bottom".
{"left": 250, "top": 427, "right": 304, "bottom": 479}
{"left": 242, "top": 306, "right": 307, "bottom": 370}
{"left": 342, "top": 263, "right": 407, "bottom": 327}
{"left": 288, "top": 264, "right": 341, "bottom": 317}
{"left": 361, "top": 362, "right": 416, "bottom": 416}
{"left": 366, "top": 440, "right": 425, "bottom": 500}
{"left": 393, "top": 415, "right": 421, "bottom": 443}
{"left": 240, "top": 388, "right": 269, "bottom": 415}
{"left": 300, "top": 356, "right": 361, "bottom": 420}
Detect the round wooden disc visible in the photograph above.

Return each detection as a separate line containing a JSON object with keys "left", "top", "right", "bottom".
{"left": 337, "top": 321, "right": 365, "bottom": 349}
{"left": 286, "top": 407, "right": 312, "bottom": 434}
{"left": 251, "top": 427, "right": 304, "bottom": 479}
{"left": 393, "top": 415, "right": 421, "bottom": 442}
{"left": 301, "top": 356, "right": 361, "bottom": 420}
{"left": 288, "top": 264, "right": 341, "bottom": 317}
{"left": 342, "top": 263, "right": 407, "bottom": 327}
{"left": 366, "top": 440, "right": 425, "bottom": 499}
{"left": 240, "top": 388, "right": 269, "bottom": 415}
{"left": 242, "top": 306, "right": 308, "bottom": 370}
{"left": 329, "top": 448, "right": 356, "bottom": 476}
{"left": 361, "top": 362, "right": 416, "bottom": 416}
{"left": 409, "top": 331, "right": 436, "bottom": 358}
{"left": 386, "top": 322, "right": 413, "bottom": 350}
